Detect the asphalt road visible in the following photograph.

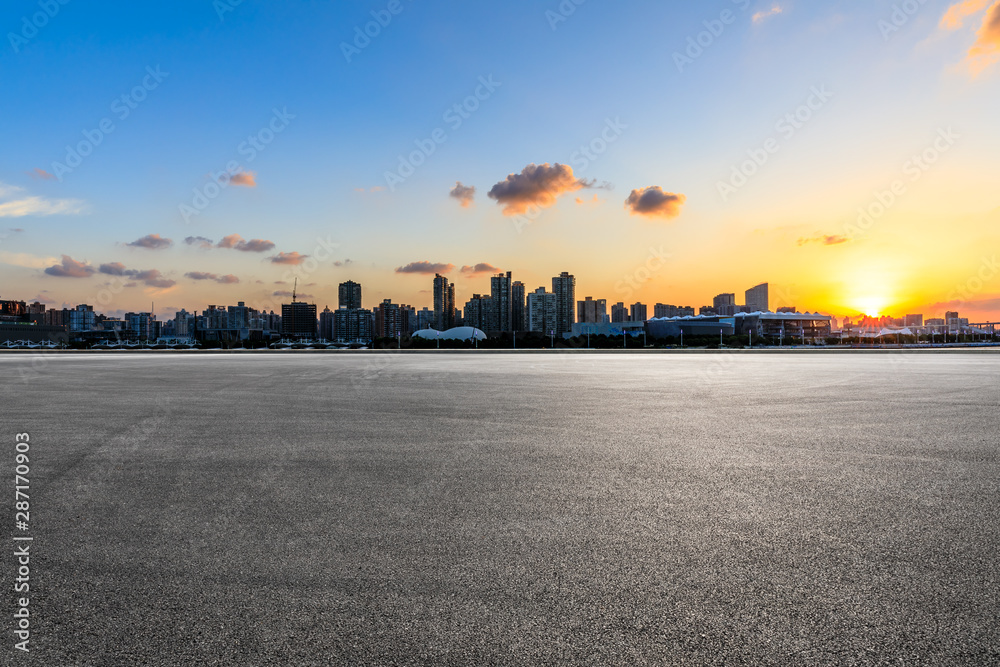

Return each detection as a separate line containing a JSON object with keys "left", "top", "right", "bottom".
{"left": 2, "top": 351, "right": 998, "bottom": 665}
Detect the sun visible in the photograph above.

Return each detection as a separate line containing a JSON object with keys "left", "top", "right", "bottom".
{"left": 856, "top": 296, "right": 886, "bottom": 317}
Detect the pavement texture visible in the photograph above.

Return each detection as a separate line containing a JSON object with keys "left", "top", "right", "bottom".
{"left": 1, "top": 351, "right": 998, "bottom": 666}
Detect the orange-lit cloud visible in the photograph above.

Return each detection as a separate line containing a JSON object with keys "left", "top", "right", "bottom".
{"left": 270, "top": 251, "right": 308, "bottom": 265}
{"left": 28, "top": 168, "right": 55, "bottom": 180}
{"left": 797, "top": 234, "right": 850, "bottom": 246}
{"left": 487, "top": 163, "right": 592, "bottom": 215}
{"left": 273, "top": 290, "right": 313, "bottom": 298}
{"left": 230, "top": 171, "right": 256, "bottom": 187}
{"left": 98, "top": 262, "right": 175, "bottom": 287}
{"left": 450, "top": 182, "right": 476, "bottom": 208}
{"left": 575, "top": 194, "right": 604, "bottom": 206}
{"left": 395, "top": 261, "right": 454, "bottom": 274}
{"left": 752, "top": 4, "right": 783, "bottom": 23}
{"left": 44, "top": 255, "right": 95, "bottom": 278}
{"left": 126, "top": 233, "right": 173, "bottom": 249}
{"left": 969, "top": 1, "right": 1000, "bottom": 74}
{"left": 624, "top": 186, "right": 686, "bottom": 220}
{"left": 940, "top": 0, "right": 992, "bottom": 28}
{"left": 460, "top": 262, "right": 499, "bottom": 276}
{"left": 184, "top": 236, "right": 214, "bottom": 249}
{"left": 216, "top": 234, "right": 275, "bottom": 252}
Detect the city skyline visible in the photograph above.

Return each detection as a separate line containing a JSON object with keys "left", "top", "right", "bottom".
{"left": 2, "top": 1, "right": 999, "bottom": 321}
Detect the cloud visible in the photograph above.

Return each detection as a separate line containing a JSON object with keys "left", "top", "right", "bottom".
{"left": 450, "top": 182, "right": 476, "bottom": 208}
{"left": 270, "top": 251, "right": 308, "bottom": 265}
{"left": 217, "top": 233, "right": 275, "bottom": 252}
{"left": 44, "top": 255, "right": 95, "bottom": 278}
{"left": 131, "top": 269, "right": 175, "bottom": 288}
{"left": 28, "top": 168, "right": 55, "bottom": 180}
{"left": 752, "top": 4, "right": 783, "bottom": 23}
{"left": 27, "top": 293, "right": 54, "bottom": 304}
{"left": 797, "top": 234, "right": 850, "bottom": 246}
{"left": 575, "top": 194, "right": 604, "bottom": 206}
{"left": 185, "top": 271, "right": 240, "bottom": 284}
{"left": 487, "top": 163, "right": 594, "bottom": 216}
{"left": 273, "top": 290, "right": 312, "bottom": 298}
{"left": 333, "top": 259, "right": 353, "bottom": 267}
{"left": 184, "top": 236, "right": 214, "bottom": 248}
{"left": 126, "top": 233, "right": 173, "bottom": 250}
{"left": 969, "top": 1, "right": 1000, "bottom": 73}
{"left": 460, "top": 262, "right": 500, "bottom": 276}
{"left": 0, "top": 251, "right": 60, "bottom": 269}
{"left": 928, "top": 295, "right": 1000, "bottom": 311}
{"left": 395, "top": 261, "right": 454, "bottom": 274}
{"left": 0, "top": 189, "right": 87, "bottom": 218}
{"left": 230, "top": 171, "right": 257, "bottom": 187}
{"left": 99, "top": 262, "right": 128, "bottom": 275}
{"left": 623, "top": 186, "right": 686, "bottom": 219}
{"left": 941, "top": 0, "right": 992, "bottom": 28}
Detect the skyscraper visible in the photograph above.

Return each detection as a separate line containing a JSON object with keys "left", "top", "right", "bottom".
{"left": 611, "top": 302, "right": 628, "bottom": 323}
{"left": 745, "top": 283, "right": 769, "bottom": 313}
{"left": 319, "top": 306, "right": 335, "bottom": 340}
{"left": 281, "top": 301, "right": 317, "bottom": 339}
{"left": 374, "top": 299, "right": 409, "bottom": 338}
{"left": 338, "top": 280, "right": 362, "bottom": 310}
{"left": 463, "top": 294, "right": 495, "bottom": 332}
{"left": 713, "top": 293, "right": 736, "bottom": 316}
{"left": 552, "top": 271, "right": 575, "bottom": 335}
{"left": 511, "top": 281, "right": 526, "bottom": 332}
{"left": 491, "top": 271, "right": 512, "bottom": 332}
{"left": 433, "top": 274, "right": 455, "bottom": 330}
{"left": 577, "top": 296, "right": 607, "bottom": 324}
{"left": 630, "top": 302, "right": 647, "bottom": 322}
{"left": 527, "top": 287, "right": 557, "bottom": 334}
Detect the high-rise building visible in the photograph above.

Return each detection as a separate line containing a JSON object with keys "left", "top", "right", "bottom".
{"left": 334, "top": 308, "right": 373, "bottom": 342}
{"left": 904, "top": 314, "right": 923, "bottom": 327}
{"left": 577, "top": 296, "right": 607, "bottom": 324}
{"left": 174, "top": 309, "right": 191, "bottom": 338}
{"left": 491, "top": 271, "right": 512, "bottom": 332}
{"left": 713, "top": 293, "right": 736, "bottom": 315}
{"left": 67, "top": 304, "right": 96, "bottom": 332}
{"left": 745, "top": 283, "right": 769, "bottom": 313}
{"left": 319, "top": 306, "right": 335, "bottom": 340}
{"left": 374, "top": 300, "right": 410, "bottom": 338}
{"left": 338, "top": 280, "right": 362, "bottom": 310}
{"left": 433, "top": 274, "right": 455, "bottom": 330}
{"left": 527, "top": 287, "right": 557, "bottom": 334}
{"left": 654, "top": 303, "right": 676, "bottom": 319}
{"left": 228, "top": 301, "right": 250, "bottom": 329}
{"left": 463, "top": 294, "right": 494, "bottom": 332}
{"left": 630, "top": 302, "right": 647, "bottom": 322}
{"left": 552, "top": 271, "right": 576, "bottom": 335}
{"left": 611, "top": 302, "right": 628, "bottom": 323}
{"left": 415, "top": 307, "right": 435, "bottom": 332}
{"left": 511, "top": 281, "right": 526, "bottom": 332}
{"left": 281, "top": 301, "right": 317, "bottom": 339}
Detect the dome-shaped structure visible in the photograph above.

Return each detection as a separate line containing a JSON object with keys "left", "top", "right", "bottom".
{"left": 412, "top": 328, "right": 441, "bottom": 340}
{"left": 441, "top": 326, "right": 487, "bottom": 341}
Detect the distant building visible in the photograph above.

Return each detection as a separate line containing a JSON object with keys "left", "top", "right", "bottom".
{"left": 374, "top": 299, "right": 409, "bottom": 338}
{"left": 904, "top": 314, "right": 923, "bottom": 327}
{"left": 699, "top": 306, "right": 717, "bottom": 316}
{"left": 334, "top": 308, "right": 373, "bottom": 342}
{"left": 491, "top": 271, "right": 512, "bottom": 332}
{"left": 433, "top": 274, "right": 455, "bottom": 330}
{"left": 611, "top": 302, "right": 628, "bottom": 323}
{"left": 654, "top": 303, "right": 676, "bottom": 319}
{"left": 68, "top": 304, "right": 96, "bottom": 332}
{"left": 577, "top": 296, "right": 607, "bottom": 324}
{"left": 281, "top": 301, "right": 317, "bottom": 339}
{"left": 745, "top": 283, "right": 769, "bottom": 312}
{"left": 511, "top": 281, "right": 526, "bottom": 332}
{"left": 463, "top": 294, "right": 495, "bottom": 332}
{"left": 319, "top": 306, "right": 335, "bottom": 339}
{"left": 713, "top": 293, "right": 736, "bottom": 312}
{"left": 677, "top": 306, "right": 695, "bottom": 317}
{"left": 415, "top": 307, "right": 435, "bottom": 332}
{"left": 777, "top": 306, "right": 797, "bottom": 314}
{"left": 339, "top": 281, "right": 362, "bottom": 310}
{"left": 527, "top": 287, "right": 557, "bottom": 334}
{"left": 630, "top": 302, "right": 647, "bottom": 322}
{"left": 552, "top": 272, "right": 576, "bottom": 335}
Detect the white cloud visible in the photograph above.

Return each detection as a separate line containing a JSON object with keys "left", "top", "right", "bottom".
{"left": 0, "top": 182, "right": 88, "bottom": 218}
{"left": 0, "top": 251, "right": 61, "bottom": 269}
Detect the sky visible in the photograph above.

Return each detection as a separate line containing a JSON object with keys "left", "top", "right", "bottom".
{"left": 1, "top": 0, "right": 999, "bottom": 322}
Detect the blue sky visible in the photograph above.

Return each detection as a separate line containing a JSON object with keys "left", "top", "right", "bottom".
{"left": 2, "top": 0, "right": 998, "bottom": 319}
